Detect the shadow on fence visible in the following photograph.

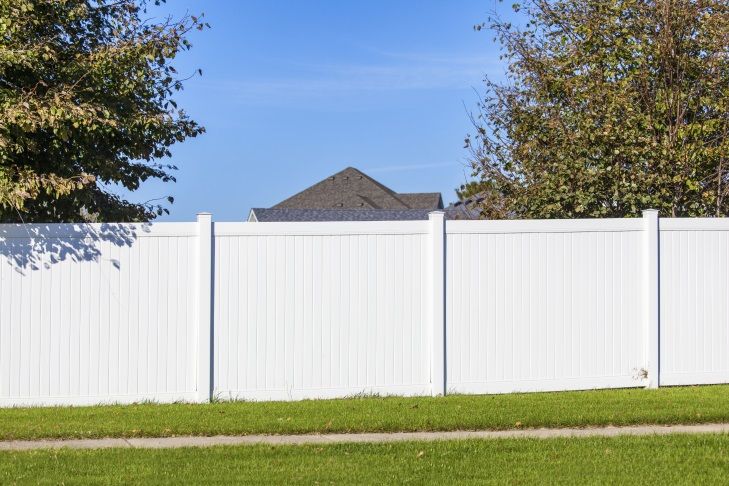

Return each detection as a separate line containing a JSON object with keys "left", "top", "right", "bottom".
{"left": 0, "top": 223, "right": 149, "bottom": 274}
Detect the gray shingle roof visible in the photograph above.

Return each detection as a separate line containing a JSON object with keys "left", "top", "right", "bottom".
{"left": 272, "top": 167, "right": 443, "bottom": 210}
{"left": 445, "top": 193, "right": 488, "bottom": 219}
{"left": 397, "top": 193, "right": 444, "bottom": 210}
{"left": 249, "top": 208, "right": 469, "bottom": 222}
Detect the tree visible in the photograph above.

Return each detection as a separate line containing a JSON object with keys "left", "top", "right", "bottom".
{"left": 0, "top": 0, "right": 207, "bottom": 222}
{"left": 466, "top": 0, "right": 729, "bottom": 218}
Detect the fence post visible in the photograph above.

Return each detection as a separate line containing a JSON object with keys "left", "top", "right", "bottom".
{"left": 196, "top": 212, "right": 214, "bottom": 402}
{"left": 428, "top": 211, "right": 446, "bottom": 396}
{"left": 643, "top": 209, "right": 660, "bottom": 388}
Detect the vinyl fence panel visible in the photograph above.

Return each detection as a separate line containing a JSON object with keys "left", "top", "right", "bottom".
{"left": 445, "top": 219, "right": 647, "bottom": 394}
{"left": 212, "top": 222, "right": 432, "bottom": 400}
{"left": 0, "top": 223, "right": 200, "bottom": 406}
{"left": 659, "top": 218, "right": 729, "bottom": 386}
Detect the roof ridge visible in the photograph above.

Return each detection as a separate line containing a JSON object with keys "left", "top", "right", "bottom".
{"left": 348, "top": 168, "right": 414, "bottom": 208}
{"left": 335, "top": 167, "right": 412, "bottom": 209}
{"left": 355, "top": 194, "right": 380, "bottom": 209}
{"left": 271, "top": 166, "right": 440, "bottom": 210}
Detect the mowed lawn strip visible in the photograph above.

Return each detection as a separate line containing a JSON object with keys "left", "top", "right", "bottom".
{"left": 3, "top": 434, "right": 729, "bottom": 484}
{"left": 1, "top": 385, "right": 729, "bottom": 441}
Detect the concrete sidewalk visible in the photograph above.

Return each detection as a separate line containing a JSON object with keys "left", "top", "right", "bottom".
{"left": 2, "top": 423, "right": 729, "bottom": 451}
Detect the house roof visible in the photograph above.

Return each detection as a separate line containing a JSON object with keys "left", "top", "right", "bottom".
{"left": 445, "top": 194, "right": 487, "bottom": 220}
{"left": 272, "top": 167, "right": 443, "bottom": 211}
{"left": 397, "top": 193, "right": 444, "bottom": 210}
{"left": 248, "top": 207, "right": 468, "bottom": 222}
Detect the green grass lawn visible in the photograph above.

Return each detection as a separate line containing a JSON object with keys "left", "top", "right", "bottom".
{"left": 2, "top": 434, "right": 729, "bottom": 484}
{"left": 1, "top": 385, "right": 729, "bottom": 441}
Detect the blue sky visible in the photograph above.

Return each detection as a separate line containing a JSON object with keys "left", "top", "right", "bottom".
{"left": 131, "top": 0, "right": 513, "bottom": 221}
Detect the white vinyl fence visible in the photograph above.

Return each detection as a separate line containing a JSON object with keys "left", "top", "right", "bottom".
{"left": 0, "top": 210, "right": 727, "bottom": 406}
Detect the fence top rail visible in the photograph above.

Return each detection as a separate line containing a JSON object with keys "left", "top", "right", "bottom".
{"left": 214, "top": 221, "right": 430, "bottom": 236}
{"left": 660, "top": 218, "right": 729, "bottom": 231}
{"left": 446, "top": 218, "right": 643, "bottom": 234}
{"left": 0, "top": 222, "right": 197, "bottom": 239}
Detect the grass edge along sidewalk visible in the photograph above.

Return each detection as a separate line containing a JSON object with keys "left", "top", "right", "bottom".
{"left": 2, "top": 435, "right": 729, "bottom": 484}
{"left": 1, "top": 385, "right": 729, "bottom": 441}
{"left": 4, "top": 423, "right": 729, "bottom": 451}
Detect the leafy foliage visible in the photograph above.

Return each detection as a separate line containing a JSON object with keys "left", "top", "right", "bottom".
{"left": 466, "top": 0, "right": 729, "bottom": 218}
{"left": 0, "top": 0, "right": 207, "bottom": 222}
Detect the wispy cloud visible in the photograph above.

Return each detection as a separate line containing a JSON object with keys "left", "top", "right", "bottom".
{"left": 364, "top": 162, "right": 462, "bottom": 173}
{"left": 362, "top": 47, "right": 498, "bottom": 67}
{"left": 202, "top": 51, "right": 500, "bottom": 107}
